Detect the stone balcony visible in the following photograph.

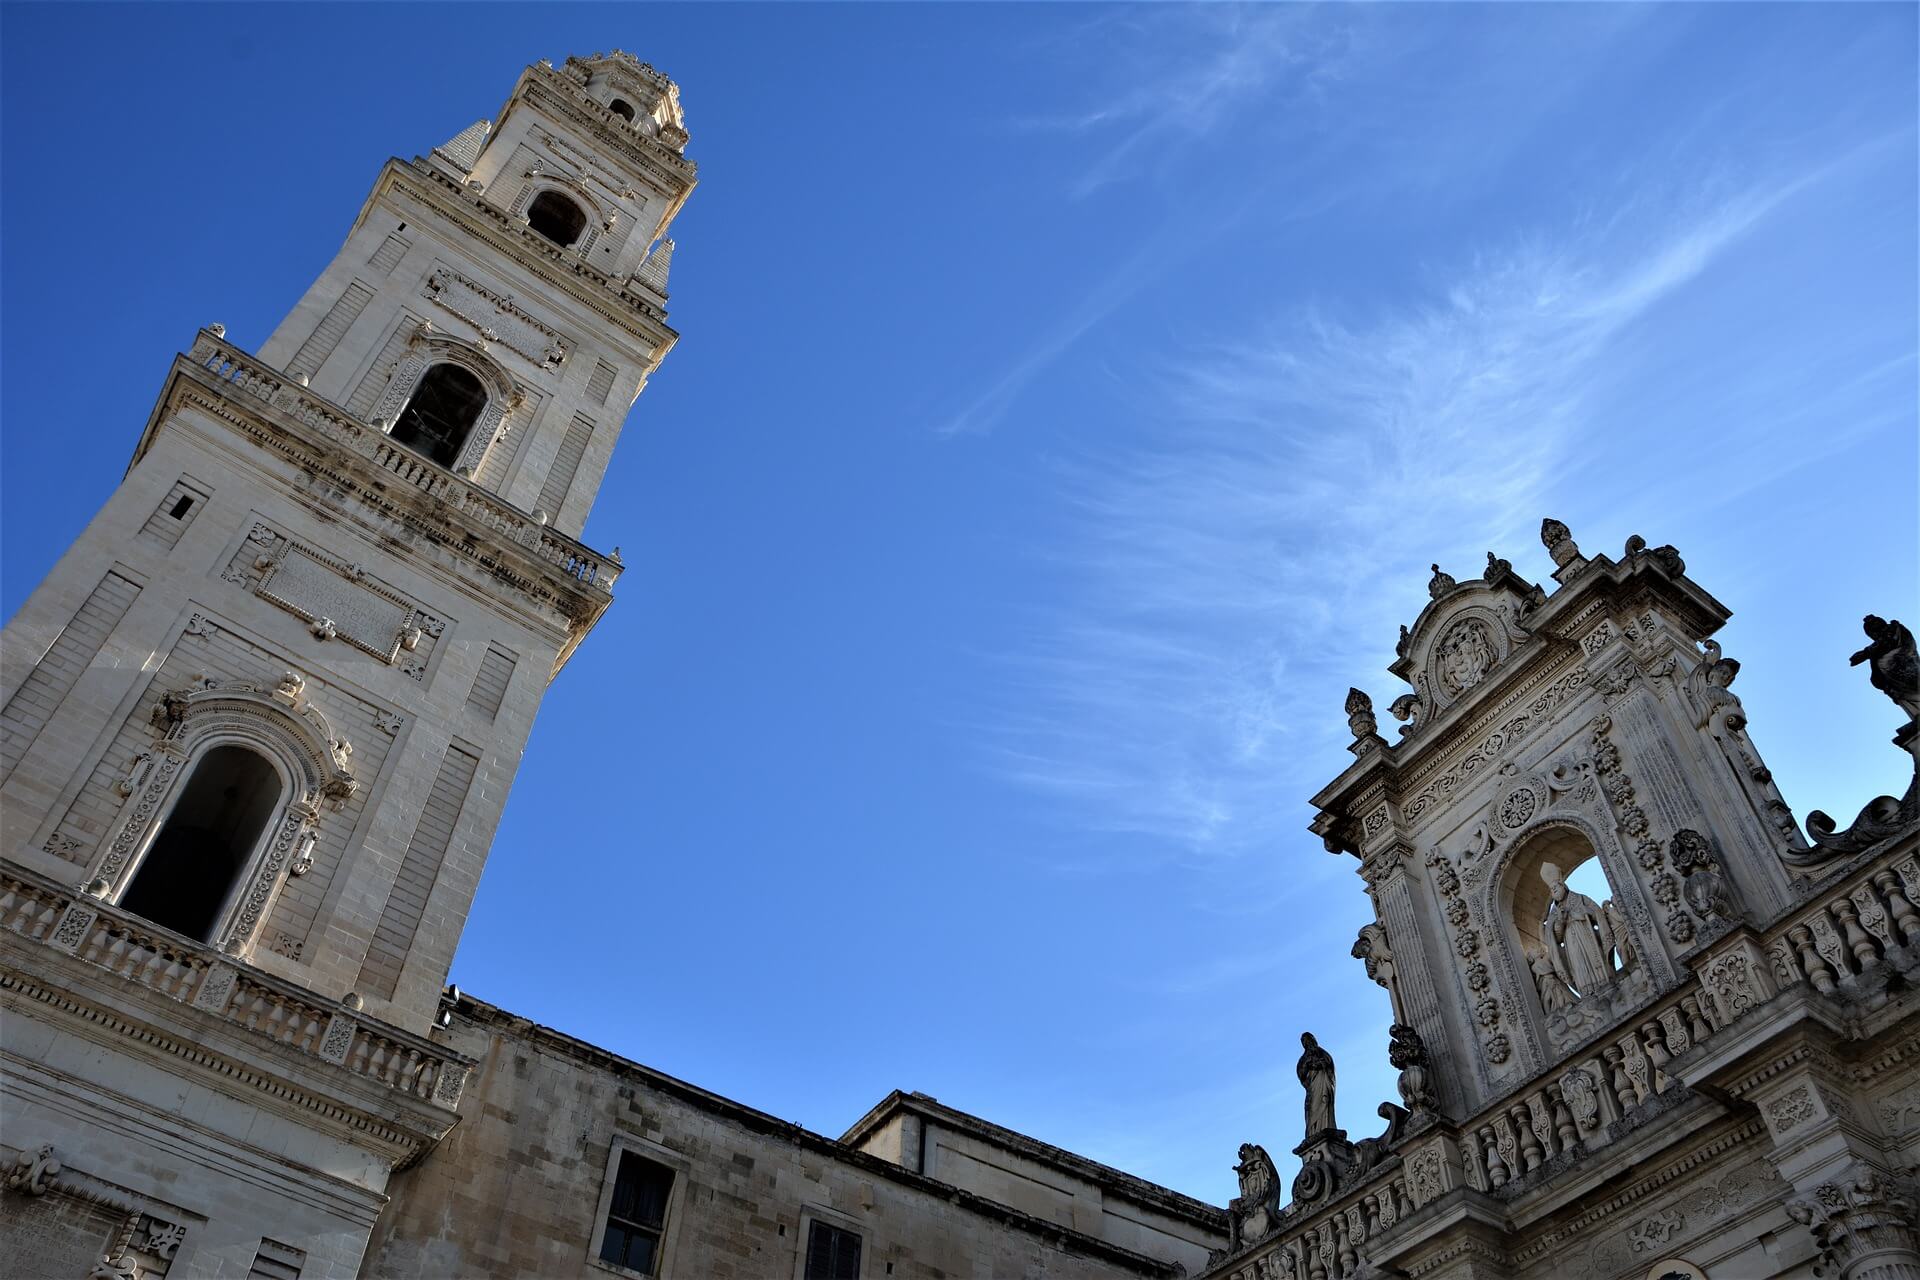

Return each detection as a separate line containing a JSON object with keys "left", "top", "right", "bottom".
{"left": 0, "top": 864, "right": 470, "bottom": 1170}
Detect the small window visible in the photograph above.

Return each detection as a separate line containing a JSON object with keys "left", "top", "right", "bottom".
{"left": 391, "top": 362, "right": 487, "bottom": 468}
{"left": 599, "top": 1152, "right": 674, "bottom": 1275}
{"left": 609, "top": 98, "right": 636, "bottom": 122}
{"left": 804, "top": 1221, "right": 862, "bottom": 1280}
{"left": 169, "top": 495, "right": 195, "bottom": 520}
{"left": 527, "top": 189, "right": 588, "bottom": 247}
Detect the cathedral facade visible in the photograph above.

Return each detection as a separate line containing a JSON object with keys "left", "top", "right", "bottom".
{"left": 1, "top": 52, "right": 1915, "bottom": 1280}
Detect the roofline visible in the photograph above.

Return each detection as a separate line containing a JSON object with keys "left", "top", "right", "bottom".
{"left": 841, "top": 1089, "right": 1229, "bottom": 1229}
{"left": 450, "top": 995, "right": 1189, "bottom": 1277}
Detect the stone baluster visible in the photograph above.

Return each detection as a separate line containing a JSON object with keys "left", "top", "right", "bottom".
{"left": 1603, "top": 1045, "right": 1636, "bottom": 1112}
{"left": 1511, "top": 1104, "right": 1543, "bottom": 1173}
{"left": 1791, "top": 924, "right": 1835, "bottom": 994}
{"left": 1480, "top": 1125, "right": 1508, "bottom": 1187}
{"left": 1833, "top": 899, "right": 1876, "bottom": 968}
{"left": 1874, "top": 870, "right": 1920, "bottom": 945}
{"left": 1549, "top": 1084, "right": 1578, "bottom": 1152}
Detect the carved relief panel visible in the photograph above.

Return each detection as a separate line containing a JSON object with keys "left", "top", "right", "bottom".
{"left": 221, "top": 519, "right": 446, "bottom": 678}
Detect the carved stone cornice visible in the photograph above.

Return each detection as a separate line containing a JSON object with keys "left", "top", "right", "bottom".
{"left": 521, "top": 68, "right": 697, "bottom": 193}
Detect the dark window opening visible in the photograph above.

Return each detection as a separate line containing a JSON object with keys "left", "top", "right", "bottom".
{"left": 168, "top": 495, "right": 195, "bottom": 520}
{"left": 599, "top": 1152, "right": 673, "bottom": 1275}
{"left": 527, "top": 189, "right": 588, "bottom": 247}
{"left": 805, "top": 1221, "right": 862, "bottom": 1280}
{"left": 391, "top": 363, "right": 487, "bottom": 468}
{"left": 609, "top": 98, "right": 636, "bottom": 122}
{"left": 120, "top": 745, "right": 282, "bottom": 943}
{"left": 396, "top": 222, "right": 407, "bottom": 232}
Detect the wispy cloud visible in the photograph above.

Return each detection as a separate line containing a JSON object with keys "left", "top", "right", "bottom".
{"left": 981, "top": 174, "right": 1821, "bottom": 858}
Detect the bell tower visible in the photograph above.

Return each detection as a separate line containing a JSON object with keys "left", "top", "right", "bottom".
{"left": 0, "top": 52, "right": 692, "bottom": 1277}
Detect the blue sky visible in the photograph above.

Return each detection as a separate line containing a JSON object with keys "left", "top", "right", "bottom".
{"left": 3, "top": 4, "right": 1914, "bottom": 1204}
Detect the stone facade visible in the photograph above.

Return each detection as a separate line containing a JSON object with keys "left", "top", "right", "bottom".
{"left": 4, "top": 45, "right": 1917, "bottom": 1280}
{"left": 1203, "top": 529, "right": 1920, "bottom": 1280}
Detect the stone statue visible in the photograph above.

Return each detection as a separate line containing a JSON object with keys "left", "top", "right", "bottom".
{"left": 1228, "top": 1143, "right": 1281, "bottom": 1251}
{"left": 1602, "top": 899, "right": 1638, "bottom": 972}
{"left": 1298, "top": 1032, "right": 1338, "bottom": 1138}
{"left": 1850, "top": 616, "right": 1920, "bottom": 722}
{"left": 1524, "top": 938, "right": 1575, "bottom": 1012}
{"left": 1484, "top": 550, "right": 1512, "bottom": 581}
{"left": 1388, "top": 1023, "right": 1437, "bottom": 1115}
{"left": 1540, "top": 863, "right": 1616, "bottom": 996}
{"left": 1346, "top": 688, "right": 1378, "bottom": 742}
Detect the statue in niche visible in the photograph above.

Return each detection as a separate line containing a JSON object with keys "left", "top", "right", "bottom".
{"left": 1850, "top": 615, "right": 1920, "bottom": 722}
{"left": 1524, "top": 938, "right": 1575, "bottom": 1012}
{"left": 1298, "top": 1032, "right": 1338, "bottom": 1138}
{"left": 1540, "top": 862, "right": 1618, "bottom": 996}
{"left": 1228, "top": 1143, "right": 1281, "bottom": 1250}
{"left": 1436, "top": 619, "right": 1498, "bottom": 696}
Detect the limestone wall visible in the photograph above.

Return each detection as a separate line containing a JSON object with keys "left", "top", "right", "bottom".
{"left": 360, "top": 1001, "right": 1189, "bottom": 1279}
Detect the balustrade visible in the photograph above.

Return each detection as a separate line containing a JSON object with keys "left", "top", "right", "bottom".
{"left": 0, "top": 866, "right": 464, "bottom": 1109}
{"left": 1770, "top": 860, "right": 1920, "bottom": 995}
{"left": 184, "top": 330, "right": 620, "bottom": 591}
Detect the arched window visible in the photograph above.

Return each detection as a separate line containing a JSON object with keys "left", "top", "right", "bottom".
{"left": 527, "top": 189, "right": 588, "bottom": 247}
{"left": 391, "top": 362, "right": 487, "bottom": 467}
{"left": 119, "top": 745, "right": 284, "bottom": 943}
{"left": 608, "top": 98, "right": 636, "bottom": 122}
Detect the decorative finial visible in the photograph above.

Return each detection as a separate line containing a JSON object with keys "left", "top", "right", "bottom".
{"left": 1484, "top": 551, "right": 1511, "bottom": 581}
{"left": 1427, "top": 564, "right": 1456, "bottom": 599}
{"left": 208, "top": 323, "right": 226, "bottom": 339}
{"left": 1624, "top": 534, "right": 1647, "bottom": 556}
{"left": 1345, "top": 688, "right": 1378, "bottom": 742}
{"left": 1541, "top": 518, "right": 1585, "bottom": 578}
{"left": 1396, "top": 623, "right": 1411, "bottom": 656}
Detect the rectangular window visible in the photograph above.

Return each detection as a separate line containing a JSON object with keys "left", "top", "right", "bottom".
{"left": 600, "top": 1151, "right": 675, "bottom": 1275}
{"left": 804, "top": 1221, "right": 862, "bottom": 1280}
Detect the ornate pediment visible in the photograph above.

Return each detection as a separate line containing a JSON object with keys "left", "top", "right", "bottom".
{"left": 1388, "top": 554, "right": 1547, "bottom": 727}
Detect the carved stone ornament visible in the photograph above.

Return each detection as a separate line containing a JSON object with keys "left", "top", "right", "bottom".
{"left": 1346, "top": 687, "right": 1379, "bottom": 742}
{"left": 1428, "top": 563, "right": 1458, "bottom": 599}
{"left": 1228, "top": 1143, "right": 1282, "bottom": 1251}
{"left": 1784, "top": 1165, "right": 1920, "bottom": 1278}
{"left": 1298, "top": 1032, "right": 1338, "bottom": 1140}
{"left": 3, "top": 1143, "right": 60, "bottom": 1195}
{"left": 1388, "top": 1023, "right": 1438, "bottom": 1115}
{"left": 1435, "top": 617, "right": 1499, "bottom": 697}
{"left": 1541, "top": 517, "right": 1583, "bottom": 570}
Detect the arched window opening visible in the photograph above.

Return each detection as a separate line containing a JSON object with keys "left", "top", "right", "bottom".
{"left": 608, "top": 98, "right": 636, "bottom": 122}
{"left": 391, "top": 362, "right": 486, "bottom": 468}
{"left": 527, "top": 189, "right": 588, "bottom": 247}
{"left": 1504, "top": 827, "right": 1635, "bottom": 1010}
{"left": 120, "top": 745, "right": 283, "bottom": 943}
